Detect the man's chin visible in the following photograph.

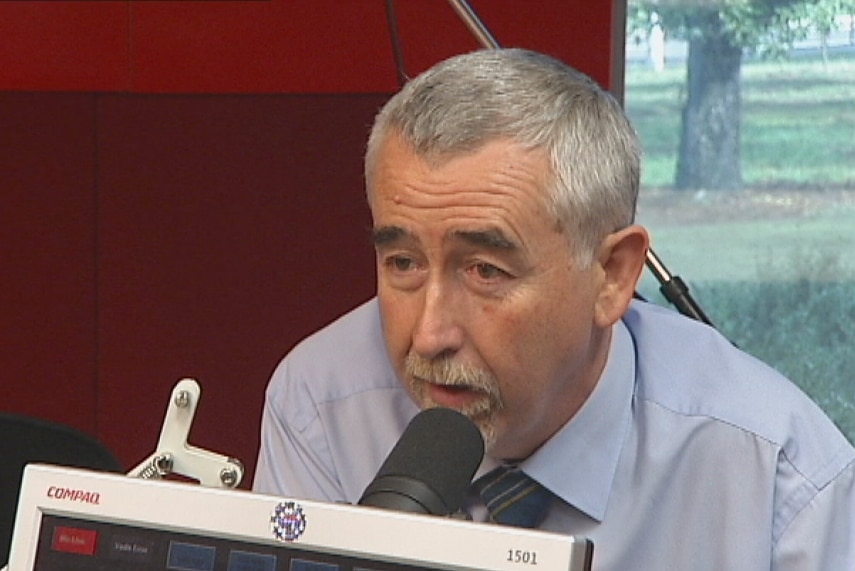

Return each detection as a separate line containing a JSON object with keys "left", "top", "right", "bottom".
{"left": 469, "top": 414, "right": 498, "bottom": 453}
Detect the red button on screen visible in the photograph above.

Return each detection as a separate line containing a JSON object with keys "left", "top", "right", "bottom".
{"left": 51, "top": 526, "right": 98, "bottom": 555}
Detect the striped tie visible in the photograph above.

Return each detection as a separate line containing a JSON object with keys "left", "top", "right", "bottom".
{"left": 473, "top": 465, "right": 553, "bottom": 528}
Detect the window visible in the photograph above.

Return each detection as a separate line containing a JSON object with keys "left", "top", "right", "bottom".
{"left": 623, "top": 0, "right": 855, "bottom": 441}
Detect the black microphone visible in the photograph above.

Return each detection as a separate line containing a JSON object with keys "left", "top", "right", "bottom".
{"left": 358, "top": 407, "right": 485, "bottom": 516}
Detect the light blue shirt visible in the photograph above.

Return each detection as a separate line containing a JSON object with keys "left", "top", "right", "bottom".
{"left": 254, "top": 298, "right": 855, "bottom": 570}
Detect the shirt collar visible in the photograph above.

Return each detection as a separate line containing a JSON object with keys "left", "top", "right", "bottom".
{"left": 521, "top": 319, "right": 636, "bottom": 522}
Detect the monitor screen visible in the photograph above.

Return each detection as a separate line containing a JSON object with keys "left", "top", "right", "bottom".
{"left": 9, "top": 465, "right": 592, "bottom": 571}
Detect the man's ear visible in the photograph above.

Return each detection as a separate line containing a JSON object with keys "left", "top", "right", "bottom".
{"left": 593, "top": 224, "right": 649, "bottom": 327}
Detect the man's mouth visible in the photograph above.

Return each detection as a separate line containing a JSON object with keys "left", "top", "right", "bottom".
{"left": 435, "top": 383, "right": 470, "bottom": 393}
{"left": 425, "top": 380, "right": 485, "bottom": 409}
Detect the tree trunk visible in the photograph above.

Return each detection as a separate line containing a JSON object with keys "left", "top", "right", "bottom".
{"left": 676, "top": 12, "right": 743, "bottom": 191}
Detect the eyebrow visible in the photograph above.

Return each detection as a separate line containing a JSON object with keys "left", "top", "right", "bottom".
{"left": 371, "top": 225, "right": 413, "bottom": 247}
{"left": 451, "top": 229, "right": 518, "bottom": 251}
{"left": 370, "top": 225, "right": 519, "bottom": 252}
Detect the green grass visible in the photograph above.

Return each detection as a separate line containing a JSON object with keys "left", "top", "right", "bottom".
{"left": 637, "top": 206, "right": 855, "bottom": 283}
{"left": 625, "top": 55, "right": 855, "bottom": 188}
{"left": 627, "top": 53, "right": 855, "bottom": 284}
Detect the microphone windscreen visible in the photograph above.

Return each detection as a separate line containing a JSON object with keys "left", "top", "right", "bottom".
{"left": 358, "top": 407, "right": 485, "bottom": 515}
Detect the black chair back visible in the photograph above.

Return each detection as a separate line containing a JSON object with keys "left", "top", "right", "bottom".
{"left": 0, "top": 413, "right": 123, "bottom": 566}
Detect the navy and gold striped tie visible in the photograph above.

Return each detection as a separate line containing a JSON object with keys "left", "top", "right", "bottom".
{"left": 473, "top": 465, "right": 553, "bottom": 528}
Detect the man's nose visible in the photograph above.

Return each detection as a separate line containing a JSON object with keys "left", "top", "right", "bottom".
{"left": 410, "top": 277, "right": 464, "bottom": 360}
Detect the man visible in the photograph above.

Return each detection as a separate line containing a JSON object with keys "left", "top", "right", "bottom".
{"left": 254, "top": 49, "right": 855, "bottom": 569}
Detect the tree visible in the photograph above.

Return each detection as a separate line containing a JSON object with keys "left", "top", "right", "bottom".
{"left": 804, "top": 0, "right": 855, "bottom": 62}
{"left": 629, "top": 0, "right": 831, "bottom": 191}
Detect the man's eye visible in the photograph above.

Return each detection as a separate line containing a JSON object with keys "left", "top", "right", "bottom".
{"left": 386, "top": 255, "right": 416, "bottom": 272}
{"left": 472, "top": 262, "right": 507, "bottom": 280}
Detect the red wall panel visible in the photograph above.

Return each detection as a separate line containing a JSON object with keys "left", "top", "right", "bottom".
{"left": 94, "top": 94, "right": 384, "bottom": 480}
{"left": 0, "top": 1, "right": 616, "bottom": 94}
{"left": 130, "top": 1, "right": 398, "bottom": 93}
{"left": 0, "top": 2, "right": 129, "bottom": 91}
{"left": 131, "top": 0, "right": 616, "bottom": 93}
{"left": 0, "top": 93, "right": 99, "bottom": 431}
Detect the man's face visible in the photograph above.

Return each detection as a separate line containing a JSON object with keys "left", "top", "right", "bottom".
{"left": 369, "top": 134, "right": 613, "bottom": 461}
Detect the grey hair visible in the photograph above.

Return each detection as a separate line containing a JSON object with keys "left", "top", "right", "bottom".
{"left": 364, "top": 48, "right": 640, "bottom": 267}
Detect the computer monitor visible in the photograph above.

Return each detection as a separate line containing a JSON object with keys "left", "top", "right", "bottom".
{"left": 7, "top": 465, "right": 593, "bottom": 571}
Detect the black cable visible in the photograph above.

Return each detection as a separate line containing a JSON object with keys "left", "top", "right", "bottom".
{"left": 384, "top": 0, "right": 409, "bottom": 87}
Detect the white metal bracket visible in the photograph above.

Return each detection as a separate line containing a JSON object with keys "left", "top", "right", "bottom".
{"left": 127, "top": 378, "right": 244, "bottom": 488}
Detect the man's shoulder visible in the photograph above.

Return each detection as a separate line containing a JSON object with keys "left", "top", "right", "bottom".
{"left": 286, "top": 298, "right": 387, "bottom": 368}
{"left": 624, "top": 298, "right": 807, "bottom": 404}
{"left": 624, "top": 299, "right": 854, "bottom": 484}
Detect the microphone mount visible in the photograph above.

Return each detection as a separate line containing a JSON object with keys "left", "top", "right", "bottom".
{"left": 127, "top": 378, "right": 244, "bottom": 489}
